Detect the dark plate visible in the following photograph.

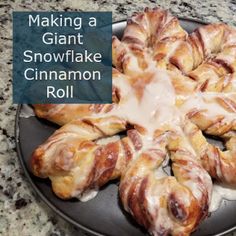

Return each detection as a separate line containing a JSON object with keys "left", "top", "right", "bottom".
{"left": 16, "top": 19, "right": 236, "bottom": 236}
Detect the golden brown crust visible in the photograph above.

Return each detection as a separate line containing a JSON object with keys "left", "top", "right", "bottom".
{"left": 119, "top": 129, "right": 211, "bottom": 236}
{"left": 33, "top": 103, "right": 114, "bottom": 125}
{"left": 31, "top": 116, "right": 132, "bottom": 199}
{"left": 183, "top": 121, "right": 236, "bottom": 184}
{"left": 30, "top": 7, "right": 236, "bottom": 236}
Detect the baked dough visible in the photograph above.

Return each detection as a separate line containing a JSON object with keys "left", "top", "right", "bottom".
{"left": 31, "top": 8, "right": 236, "bottom": 235}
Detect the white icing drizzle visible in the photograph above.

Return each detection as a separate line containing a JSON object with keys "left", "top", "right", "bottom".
{"left": 113, "top": 68, "right": 213, "bottom": 202}
{"left": 79, "top": 189, "right": 99, "bottom": 202}
{"left": 155, "top": 168, "right": 168, "bottom": 178}
{"left": 44, "top": 57, "right": 235, "bottom": 211}
{"left": 111, "top": 68, "right": 179, "bottom": 138}
{"left": 96, "top": 135, "right": 120, "bottom": 145}
{"left": 180, "top": 92, "right": 236, "bottom": 120}
{"left": 20, "top": 104, "right": 35, "bottom": 118}
{"left": 210, "top": 183, "right": 236, "bottom": 212}
{"left": 155, "top": 156, "right": 170, "bottom": 178}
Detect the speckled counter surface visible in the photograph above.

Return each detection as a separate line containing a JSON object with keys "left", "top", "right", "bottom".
{"left": 0, "top": 0, "right": 236, "bottom": 235}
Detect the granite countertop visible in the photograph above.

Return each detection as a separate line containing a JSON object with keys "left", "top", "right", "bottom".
{"left": 0, "top": 0, "right": 236, "bottom": 235}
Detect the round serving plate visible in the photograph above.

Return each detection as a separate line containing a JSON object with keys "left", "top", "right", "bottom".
{"left": 16, "top": 18, "right": 236, "bottom": 236}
